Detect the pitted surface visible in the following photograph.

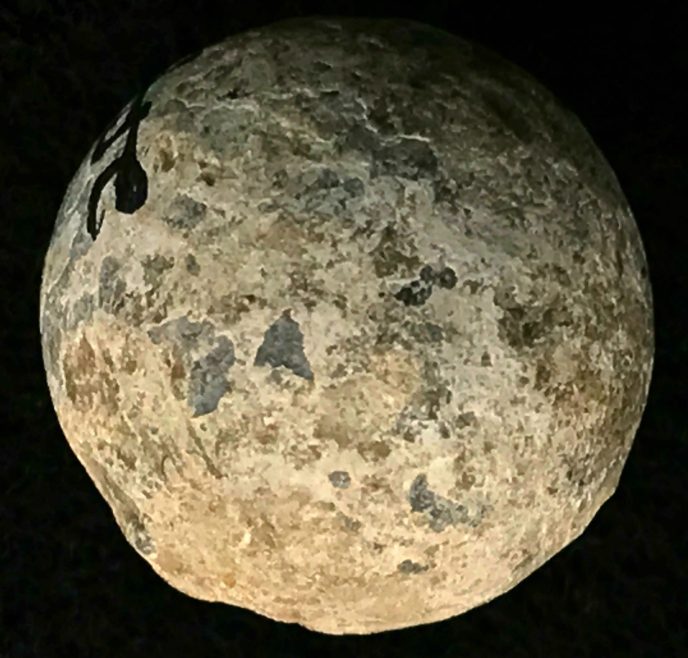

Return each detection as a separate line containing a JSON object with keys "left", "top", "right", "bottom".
{"left": 40, "top": 17, "right": 653, "bottom": 634}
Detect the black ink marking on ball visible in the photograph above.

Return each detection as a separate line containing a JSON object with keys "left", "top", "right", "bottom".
{"left": 254, "top": 310, "right": 314, "bottom": 380}
{"left": 87, "top": 90, "right": 152, "bottom": 240}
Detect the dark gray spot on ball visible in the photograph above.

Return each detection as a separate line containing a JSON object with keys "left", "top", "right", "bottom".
{"left": 394, "top": 279, "right": 433, "bottom": 306}
{"left": 409, "top": 474, "right": 435, "bottom": 512}
{"left": 342, "top": 177, "right": 364, "bottom": 196}
{"left": 254, "top": 311, "right": 313, "bottom": 380}
{"left": 188, "top": 335, "right": 236, "bottom": 417}
{"left": 185, "top": 253, "right": 201, "bottom": 275}
{"left": 328, "top": 470, "right": 351, "bottom": 489}
{"left": 436, "top": 267, "right": 458, "bottom": 289}
{"left": 408, "top": 473, "right": 474, "bottom": 532}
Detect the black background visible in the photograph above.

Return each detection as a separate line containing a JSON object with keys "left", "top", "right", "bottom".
{"left": 1, "top": 2, "right": 686, "bottom": 657}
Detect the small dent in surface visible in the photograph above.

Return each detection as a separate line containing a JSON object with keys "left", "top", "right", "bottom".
{"left": 254, "top": 310, "right": 313, "bottom": 380}
{"left": 397, "top": 559, "right": 430, "bottom": 575}
{"left": 456, "top": 411, "right": 477, "bottom": 428}
{"left": 328, "top": 470, "right": 351, "bottom": 489}
{"left": 338, "top": 513, "right": 362, "bottom": 532}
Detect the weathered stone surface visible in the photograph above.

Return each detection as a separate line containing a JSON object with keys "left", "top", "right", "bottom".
{"left": 39, "top": 17, "right": 654, "bottom": 635}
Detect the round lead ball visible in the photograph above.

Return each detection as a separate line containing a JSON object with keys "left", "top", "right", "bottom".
{"left": 40, "top": 17, "right": 653, "bottom": 634}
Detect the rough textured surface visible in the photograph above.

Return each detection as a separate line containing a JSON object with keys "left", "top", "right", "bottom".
{"left": 39, "top": 16, "right": 654, "bottom": 635}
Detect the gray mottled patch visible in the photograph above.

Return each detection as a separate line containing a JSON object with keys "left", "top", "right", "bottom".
{"left": 40, "top": 309, "right": 63, "bottom": 388}
{"left": 493, "top": 285, "right": 571, "bottom": 351}
{"left": 254, "top": 311, "right": 313, "bottom": 380}
{"left": 397, "top": 559, "right": 430, "bottom": 574}
{"left": 163, "top": 195, "right": 207, "bottom": 230}
{"left": 69, "top": 224, "right": 93, "bottom": 261}
{"left": 99, "top": 256, "right": 127, "bottom": 314}
{"left": 369, "top": 224, "right": 423, "bottom": 278}
{"left": 371, "top": 138, "right": 438, "bottom": 180}
{"left": 188, "top": 335, "right": 236, "bottom": 416}
{"left": 480, "top": 86, "right": 536, "bottom": 144}
{"left": 328, "top": 470, "right": 351, "bottom": 489}
{"left": 65, "top": 293, "right": 95, "bottom": 332}
{"left": 125, "top": 513, "right": 156, "bottom": 556}
{"left": 268, "top": 166, "right": 366, "bottom": 218}
{"left": 141, "top": 254, "right": 174, "bottom": 287}
{"left": 185, "top": 253, "right": 200, "bottom": 275}
{"left": 97, "top": 468, "right": 157, "bottom": 555}
{"left": 343, "top": 124, "right": 381, "bottom": 156}
{"left": 406, "top": 321, "right": 444, "bottom": 343}
{"left": 148, "top": 315, "right": 215, "bottom": 351}
{"left": 297, "top": 167, "right": 365, "bottom": 209}
{"left": 341, "top": 514, "right": 362, "bottom": 532}
{"left": 408, "top": 473, "right": 476, "bottom": 532}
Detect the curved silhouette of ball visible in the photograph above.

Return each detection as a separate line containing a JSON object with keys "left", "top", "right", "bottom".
{"left": 40, "top": 17, "right": 654, "bottom": 634}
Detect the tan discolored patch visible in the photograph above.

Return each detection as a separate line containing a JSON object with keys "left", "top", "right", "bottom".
{"left": 63, "top": 334, "right": 120, "bottom": 414}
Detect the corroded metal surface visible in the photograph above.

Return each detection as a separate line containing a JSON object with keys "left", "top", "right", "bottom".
{"left": 39, "top": 17, "right": 654, "bottom": 634}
